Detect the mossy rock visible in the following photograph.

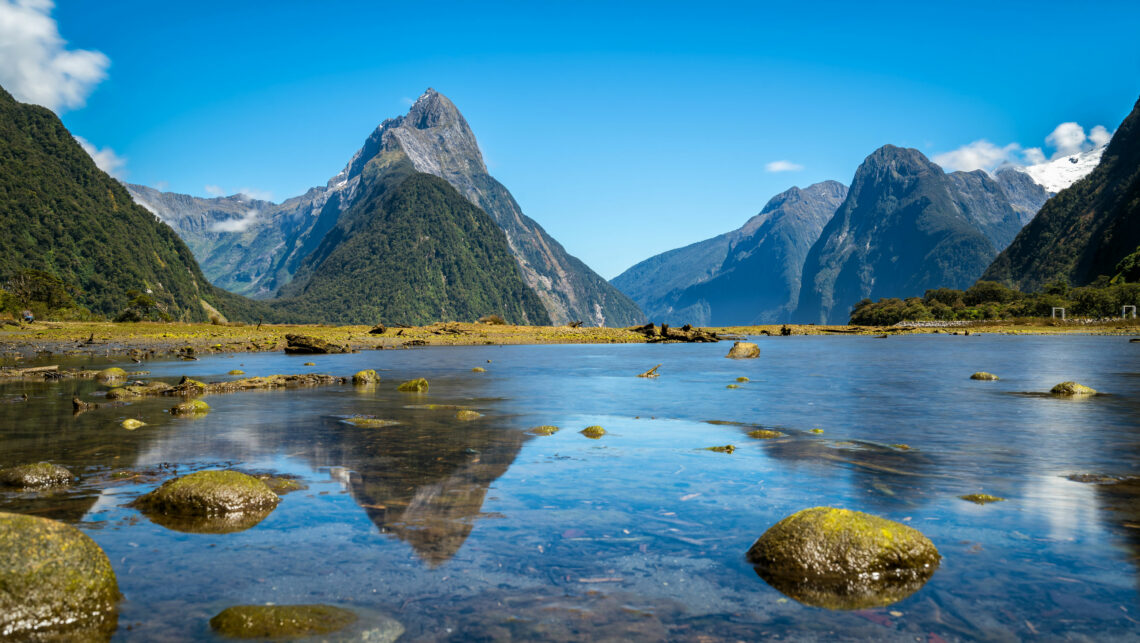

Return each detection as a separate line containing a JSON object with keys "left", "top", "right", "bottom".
{"left": 960, "top": 493, "right": 1005, "bottom": 505}
{"left": 0, "top": 512, "right": 119, "bottom": 638}
{"left": 1050, "top": 381, "right": 1097, "bottom": 396}
{"left": 343, "top": 416, "right": 400, "bottom": 429}
{"left": 303, "top": 362, "right": 315, "bottom": 366}
{"left": 94, "top": 367, "right": 127, "bottom": 382}
{"left": 456, "top": 410, "right": 483, "bottom": 421}
{"left": 0, "top": 462, "right": 73, "bottom": 488}
{"left": 352, "top": 369, "right": 380, "bottom": 384}
{"left": 472, "top": 366, "right": 487, "bottom": 373}
{"left": 736, "top": 377, "right": 750, "bottom": 382}
{"left": 209, "top": 604, "right": 357, "bottom": 639}
{"left": 705, "top": 445, "right": 735, "bottom": 454}
{"left": 747, "top": 506, "right": 940, "bottom": 610}
{"left": 725, "top": 342, "right": 760, "bottom": 359}
{"left": 121, "top": 419, "right": 146, "bottom": 431}
{"left": 580, "top": 425, "right": 606, "bottom": 439}
{"left": 397, "top": 378, "right": 429, "bottom": 392}
{"left": 726, "top": 384, "right": 740, "bottom": 389}
{"left": 970, "top": 372, "right": 999, "bottom": 381}
{"left": 809, "top": 428, "right": 824, "bottom": 435}
{"left": 255, "top": 475, "right": 308, "bottom": 496}
{"left": 748, "top": 429, "right": 784, "bottom": 440}
{"left": 132, "top": 470, "right": 279, "bottom": 534}
{"left": 528, "top": 425, "right": 560, "bottom": 436}
{"left": 107, "top": 381, "right": 173, "bottom": 400}
{"left": 228, "top": 369, "right": 245, "bottom": 375}
{"left": 171, "top": 399, "right": 210, "bottom": 416}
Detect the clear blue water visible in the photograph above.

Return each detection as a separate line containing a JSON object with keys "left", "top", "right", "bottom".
{"left": 2, "top": 335, "right": 1139, "bottom": 640}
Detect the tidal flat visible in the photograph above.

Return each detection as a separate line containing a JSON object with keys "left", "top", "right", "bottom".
{"left": 1, "top": 335, "right": 1140, "bottom": 640}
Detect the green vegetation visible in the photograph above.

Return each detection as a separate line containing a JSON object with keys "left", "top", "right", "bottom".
{"left": 850, "top": 280, "right": 1140, "bottom": 325}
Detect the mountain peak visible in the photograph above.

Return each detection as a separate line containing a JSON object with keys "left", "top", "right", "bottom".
{"left": 405, "top": 88, "right": 462, "bottom": 130}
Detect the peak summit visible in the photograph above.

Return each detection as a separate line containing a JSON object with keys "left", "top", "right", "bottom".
{"left": 405, "top": 88, "right": 461, "bottom": 130}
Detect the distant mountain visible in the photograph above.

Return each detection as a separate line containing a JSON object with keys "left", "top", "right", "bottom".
{"left": 796, "top": 145, "right": 1025, "bottom": 324}
{"left": 615, "top": 181, "right": 847, "bottom": 325}
{"left": 132, "top": 89, "right": 643, "bottom": 327}
{"left": 983, "top": 96, "right": 1140, "bottom": 291}
{"left": 991, "top": 166, "right": 1052, "bottom": 225}
{"left": 276, "top": 162, "right": 550, "bottom": 326}
{"left": 0, "top": 85, "right": 264, "bottom": 322}
{"left": 1019, "top": 144, "right": 1107, "bottom": 194}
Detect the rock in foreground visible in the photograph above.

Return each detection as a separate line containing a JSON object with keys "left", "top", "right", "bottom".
{"left": 352, "top": 369, "right": 380, "bottom": 384}
{"left": 970, "top": 372, "right": 999, "bottom": 381}
{"left": 209, "top": 604, "right": 357, "bottom": 639}
{"left": 132, "top": 470, "right": 279, "bottom": 534}
{"left": 0, "top": 512, "right": 119, "bottom": 639}
{"left": 397, "top": 378, "right": 429, "bottom": 392}
{"left": 0, "top": 462, "right": 73, "bottom": 489}
{"left": 726, "top": 342, "right": 760, "bottom": 359}
{"left": 747, "top": 506, "right": 940, "bottom": 610}
{"left": 1050, "top": 381, "right": 1097, "bottom": 396}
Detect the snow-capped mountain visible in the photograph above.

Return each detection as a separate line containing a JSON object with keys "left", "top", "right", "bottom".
{"left": 1017, "top": 144, "right": 1106, "bottom": 193}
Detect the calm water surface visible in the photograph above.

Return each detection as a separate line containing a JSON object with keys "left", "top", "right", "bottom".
{"left": 2, "top": 335, "right": 1139, "bottom": 641}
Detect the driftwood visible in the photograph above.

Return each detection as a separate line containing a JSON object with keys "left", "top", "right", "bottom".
{"left": 0, "top": 365, "right": 59, "bottom": 378}
{"left": 284, "top": 334, "right": 350, "bottom": 354}
{"left": 628, "top": 323, "right": 720, "bottom": 343}
{"left": 637, "top": 364, "right": 661, "bottom": 378}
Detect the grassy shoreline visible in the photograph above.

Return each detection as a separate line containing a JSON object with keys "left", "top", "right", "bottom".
{"left": 0, "top": 319, "right": 1137, "bottom": 364}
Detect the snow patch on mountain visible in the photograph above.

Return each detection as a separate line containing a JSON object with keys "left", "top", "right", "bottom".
{"left": 1018, "top": 144, "right": 1106, "bottom": 194}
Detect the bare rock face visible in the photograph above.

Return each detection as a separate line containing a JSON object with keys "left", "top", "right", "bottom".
{"left": 726, "top": 342, "right": 760, "bottom": 359}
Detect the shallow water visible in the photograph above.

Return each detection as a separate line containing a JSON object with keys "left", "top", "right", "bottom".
{"left": 2, "top": 335, "right": 1140, "bottom": 641}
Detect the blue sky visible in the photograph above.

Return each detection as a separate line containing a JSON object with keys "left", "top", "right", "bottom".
{"left": 4, "top": 1, "right": 1139, "bottom": 278}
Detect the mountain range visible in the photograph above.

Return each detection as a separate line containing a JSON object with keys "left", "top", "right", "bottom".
{"left": 130, "top": 90, "right": 642, "bottom": 327}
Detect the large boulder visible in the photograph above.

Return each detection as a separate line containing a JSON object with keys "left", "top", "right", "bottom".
{"left": 131, "top": 471, "right": 280, "bottom": 534}
{"left": 209, "top": 604, "right": 358, "bottom": 639}
{"left": 396, "top": 378, "right": 429, "bottom": 392}
{"left": 0, "top": 462, "right": 73, "bottom": 489}
{"left": 94, "top": 367, "right": 127, "bottom": 382}
{"left": 352, "top": 369, "right": 380, "bottom": 384}
{"left": 0, "top": 512, "right": 119, "bottom": 639}
{"left": 1050, "top": 381, "right": 1097, "bottom": 396}
{"left": 726, "top": 341, "right": 761, "bottom": 359}
{"left": 746, "top": 506, "right": 940, "bottom": 610}
{"left": 284, "top": 334, "right": 348, "bottom": 354}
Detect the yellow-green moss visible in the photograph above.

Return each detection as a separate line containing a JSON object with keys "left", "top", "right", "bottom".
{"left": 121, "top": 419, "right": 146, "bottom": 430}
{"left": 1050, "top": 381, "right": 1097, "bottom": 396}
{"left": 343, "top": 416, "right": 399, "bottom": 428}
{"left": 705, "top": 445, "right": 736, "bottom": 453}
{"left": 171, "top": 399, "right": 210, "bottom": 416}
{"left": 809, "top": 428, "right": 824, "bottom": 434}
{"left": 736, "top": 376, "right": 750, "bottom": 382}
{"left": 970, "top": 372, "right": 999, "bottom": 381}
{"left": 352, "top": 369, "right": 380, "bottom": 384}
{"left": 748, "top": 429, "right": 784, "bottom": 440}
{"left": 456, "top": 410, "right": 482, "bottom": 421}
{"left": 726, "top": 384, "right": 740, "bottom": 389}
{"left": 528, "top": 425, "right": 560, "bottom": 436}
{"left": 209, "top": 604, "right": 357, "bottom": 639}
{"left": 95, "top": 367, "right": 127, "bottom": 382}
{"left": 960, "top": 493, "right": 1005, "bottom": 505}
{"left": 0, "top": 462, "right": 73, "bottom": 488}
{"left": 580, "top": 425, "right": 606, "bottom": 439}
{"left": 472, "top": 367, "right": 486, "bottom": 373}
{"left": 397, "top": 378, "right": 429, "bottom": 392}
{"left": 228, "top": 369, "right": 245, "bottom": 375}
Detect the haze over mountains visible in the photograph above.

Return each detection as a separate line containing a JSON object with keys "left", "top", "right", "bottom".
{"left": 130, "top": 90, "right": 642, "bottom": 327}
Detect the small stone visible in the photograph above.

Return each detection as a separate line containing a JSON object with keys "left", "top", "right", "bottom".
{"left": 472, "top": 366, "right": 486, "bottom": 373}
{"left": 171, "top": 399, "right": 210, "bottom": 416}
{"left": 726, "top": 384, "right": 740, "bottom": 389}
{"left": 352, "top": 369, "right": 380, "bottom": 384}
{"left": 121, "top": 419, "right": 146, "bottom": 430}
{"left": 1050, "top": 381, "right": 1097, "bottom": 396}
{"left": 580, "top": 425, "right": 606, "bottom": 439}
{"left": 303, "top": 362, "right": 315, "bottom": 366}
{"left": 960, "top": 493, "right": 1005, "bottom": 505}
{"left": 705, "top": 445, "right": 735, "bottom": 453}
{"left": 456, "top": 410, "right": 482, "bottom": 421}
{"left": 528, "top": 425, "right": 560, "bottom": 436}
{"left": 809, "top": 428, "right": 824, "bottom": 434}
{"left": 397, "top": 378, "right": 429, "bottom": 392}
{"left": 736, "top": 376, "right": 750, "bottom": 382}
{"left": 726, "top": 342, "right": 761, "bottom": 359}
{"left": 228, "top": 369, "right": 245, "bottom": 375}
{"left": 970, "top": 372, "right": 999, "bottom": 381}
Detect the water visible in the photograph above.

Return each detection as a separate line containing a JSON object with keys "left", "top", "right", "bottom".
{"left": 2, "top": 335, "right": 1139, "bottom": 641}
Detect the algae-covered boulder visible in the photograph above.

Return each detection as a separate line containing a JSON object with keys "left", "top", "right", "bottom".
{"left": 1050, "top": 381, "right": 1097, "bottom": 396}
{"left": 120, "top": 419, "right": 146, "bottom": 431}
{"left": 960, "top": 493, "right": 1005, "bottom": 505}
{"left": 352, "top": 369, "right": 380, "bottom": 384}
{"left": 748, "top": 429, "right": 784, "bottom": 440}
{"left": 171, "top": 399, "right": 210, "bottom": 416}
{"left": 284, "top": 334, "right": 349, "bottom": 354}
{"left": 705, "top": 445, "right": 735, "bottom": 453}
{"left": 970, "top": 372, "right": 999, "bottom": 381}
{"left": 456, "top": 410, "right": 482, "bottom": 421}
{"left": 726, "top": 342, "right": 760, "bottom": 359}
{"left": 581, "top": 425, "right": 606, "bottom": 439}
{"left": 747, "top": 506, "right": 940, "bottom": 610}
{"left": 529, "top": 425, "right": 560, "bottom": 436}
{"left": 106, "top": 381, "right": 173, "bottom": 400}
{"left": 0, "top": 512, "right": 119, "bottom": 639}
{"left": 397, "top": 378, "right": 429, "bottom": 392}
{"left": 472, "top": 366, "right": 487, "bottom": 373}
{"left": 0, "top": 462, "right": 73, "bottom": 488}
{"left": 95, "top": 367, "right": 127, "bottom": 382}
{"left": 343, "top": 416, "right": 400, "bottom": 428}
{"left": 209, "top": 604, "right": 357, "bottom": 639}
{"left": 132, "top": 470, "right": 279, "bottom": 534}
{"left": 228, "top": 369, "right": 245, "bottom": 375}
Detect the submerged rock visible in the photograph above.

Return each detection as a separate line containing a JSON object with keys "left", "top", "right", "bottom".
{"left": 228, "top": 369, "right": 245, "bottom": 375}
{"left": 580, "top": 425, "right": 606, "bottom": 439}
{"left": 748, "top": 429, "right": 784, "bottom": 440}
{"left": 472, "top": 366, "right": 487, "bottom": 373}
{"left": 960, "top": 493, "right": 1005, "bottom": 505}
{"left": 120, "top": 419, "right": 146, "bottom": 430}
{"left": 352, "top": 369, "right": 380, "bottom": 384}
{"left": 456, "top": 410, "right": 482, "bottom": 421}
{"left": 132, "top": 470, "right": 279, "bottom": 534}
{"left": 171, "top": 399, "right": 210, "bottom": 416}
{"left": 0, "top": 512, "right": 119, "bottom": 639}
{"left": 726, "top": 342, "right": 760, "bottom": 359}
{"left": 705, "top": 445, "right": 736, "bottom": 453}
{"left": 970, "top": 372, "right": 999, "bottom": 381}
{"left": 747, "top": 506, "right": 940, "bottom": 610}
{"left": 736, "top": 376, "right": 750, "bottom": 382}
{"left": 209, "top": 604, "right": 357, "bottom": 639}
{"left": 106, "top": 381, "right": 173, "bottom": 400}
{"left": 284, "top": 334, "right": 349, "bottom": 354}
{"left": 343, "top": 416, "right": 400, "bottom": 429}
{"left": 94, "top": 367, "right": 127, "bottom": 382}
{"left": 1050, "top": 381, "right": 1098, "bottom": 396}
{"left": 726, "top": 384, "right": 740, "bottom": 389}
{"left": 528, "top": 425, "right": 560, "bottom": 436}
{"left": 0, "top": 462, "right": 73, "bottom": 488}
{"left": 396, "top": 378, "right": 429, "bottom": 392}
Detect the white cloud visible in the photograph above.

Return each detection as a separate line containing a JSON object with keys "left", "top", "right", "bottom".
{"left": 209, "top": 208, "right": 260, "bottom": 233}
{"left": 74, "top": 135, "right": 126, "bottom": 178}
{"left": 933, "top": 121, "right": 1115, "bottom": 173}
{"left": 765, "top": 160, "right": 804, "bottom": 172}
{"left": 204, "top": 185, "right": 225, "bottom": 197}
{"left": 1088, "top": 124, "right": 1112, "bottom": 147}
{"left": 0, "top": 0, "right": 109, "bottom": 112}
